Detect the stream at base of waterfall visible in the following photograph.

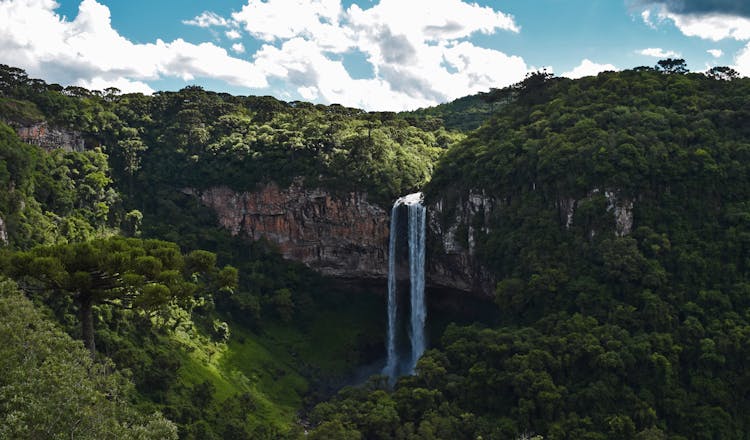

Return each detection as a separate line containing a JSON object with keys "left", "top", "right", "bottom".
{"left": 383, "top": 192, "right": 426, "bottom": 383}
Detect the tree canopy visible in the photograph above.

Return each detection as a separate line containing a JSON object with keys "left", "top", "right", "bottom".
{"left": 5, "top": 237, "right": 237, "bottom": 353}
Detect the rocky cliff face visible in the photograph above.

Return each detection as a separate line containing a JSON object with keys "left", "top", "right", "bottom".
{"left": 426, "top": 192, "right": 498, "bottom": 296}
{"left": 0, "top": 216, "right": 7, "bottom": 246}
{"left": 190, "top": 182, "right": 634, "bottom": 298}
{"left": 13, "top": 122, "right": 85, "bottom": 152}
{"left": 187, "top": 183, "right": 390, "bottom": 280}
{"left": 189, "top": 183, "right": 495, "bottom": 296}
{"left": 556, "top": 188, "right": 634, "bottom": 237}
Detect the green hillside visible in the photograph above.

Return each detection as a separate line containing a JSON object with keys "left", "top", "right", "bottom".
{"left": 2, "top": 62, "right": 750, "bottom": 439}
{"left": 312, "top": 67, "right": 750, "bottom": 439}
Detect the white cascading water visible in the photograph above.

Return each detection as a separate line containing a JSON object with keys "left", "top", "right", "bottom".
{"left": 383, "top": 192, "right": 426, "bottom": 382}
{"left": 383, "top": 200, "right": 399, "bottom": 380}
{"left": 407, "top": 200, "right": 427, "bottom": 373}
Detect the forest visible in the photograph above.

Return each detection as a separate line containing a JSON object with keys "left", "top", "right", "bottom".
{"left": 1, "top": 60, "right": 750, "bottom": 439}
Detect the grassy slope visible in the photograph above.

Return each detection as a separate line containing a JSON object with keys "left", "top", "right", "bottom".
{"left": 164, "top": 289, "right": 385, "bottom": 432}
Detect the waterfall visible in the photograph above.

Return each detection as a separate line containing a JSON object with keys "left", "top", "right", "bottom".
{"left": 383, "top": 192, "right": 427, "bottom": 382}
{"left": 383, "top": 201, "right": 399, "bottom": 380}
{"left": 408, "top": 201, "right": 427, "bottom": 373}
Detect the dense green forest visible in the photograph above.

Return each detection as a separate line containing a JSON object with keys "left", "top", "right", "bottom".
{"left": 2, "top": 61, "right": 750, "bottom": 439}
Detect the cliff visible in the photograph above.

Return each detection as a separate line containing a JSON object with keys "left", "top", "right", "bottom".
{"left": 189, "top": 182, "right": 496, "bottom": 296}
{"left": 426, "top": 191, "right": 498, "bottom": 295}
{"left": 186, "top": 183, "right": 390, "bottom": 280}
{"left": 13, "top": 122, "right": 85, "bottom": 152}
{"left": 189, "top": 181, "right": 636, "bottom": 298}
{"left": 0, "top": 216, "right": 7, "bottom": 246}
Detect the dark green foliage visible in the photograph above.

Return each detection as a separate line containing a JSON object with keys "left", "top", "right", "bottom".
{"left": 6, "top": 62, "right": 750, "bottom": 439}
{"left": 403, "top": 93, "right": 502, "bottom": 131}
{"left": 6, "top": 237, "right": 235, "bottom": 352}
{"left": 0, "top": 121, "right": 118, "bottom": 248}
{"left": 0, "top": 278, "right": 177, "bottom": 439}
{"left": 313, "top": 69, "right": 750, "bottom": 438}
{"left": 94, "top": 86, "right": 455, "bottom": 207}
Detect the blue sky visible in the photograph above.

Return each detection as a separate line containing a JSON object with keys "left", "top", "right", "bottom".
{"left": 1, "top": 0, "right": 749, "bottom": 110}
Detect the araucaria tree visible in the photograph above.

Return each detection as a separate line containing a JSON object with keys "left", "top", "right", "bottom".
{"left": 7, "top": 237, "right": 237, "bottom": 353}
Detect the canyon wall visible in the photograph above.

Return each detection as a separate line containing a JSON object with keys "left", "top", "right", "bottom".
{"left": 190, "top": 182, "right": 634, "bottom": 298}
{"left": 187, "top": 183, "right": 390, "bottom": 280}
{"left": 189, "top": 182, "right": 495, "bottom": 296}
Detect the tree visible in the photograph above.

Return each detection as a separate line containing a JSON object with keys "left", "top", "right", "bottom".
{"left": 0, "top": 278, "right": 177, "bottom": 439}
{"left": 656, "top": 58, "right": 688, "bottom": 74}
{"left": 705, "top": 66, "right": 739, "bottom": 81}
{"left": 7, "top": 237, "right": 236, "bottom": 353}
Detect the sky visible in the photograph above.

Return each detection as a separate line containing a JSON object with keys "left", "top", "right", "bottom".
{"left": 1, "top": 0, "right": 749, "bottom": 111}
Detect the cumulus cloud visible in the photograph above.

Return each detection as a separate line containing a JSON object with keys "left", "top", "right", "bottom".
{"left": 0, "top": 0, "right": 267, "bottom": 93}
{"left": 182, "top": 11, "right": 231, "bottom": 28}
{"left": 736, "top": 43, "right": 750, "bottom": 75}
{"left": 639, "top": 47, "right": 681, "bottom": 57}
{"left": 632, "top": 0, "right": 750, "bottom": 78}
{"left": 663, "top": 12, "right": 750, "bottom": 40}
{"left": 253, "top": 37, "right": 436, "bottom": 110}
{"left": 561, "top": 59, "right": 617, "bottom": 79}
{"left": 0, "top": 0, "right": 528, "bottom": 110}
{"left": 225, "top": 29, "right": 242, "bottom": 40}
{"left": 633, "top": 0, "right": 750, "bottom": 40}
{"left": 76, "top": 76, "right": 154, "bottom": 94}
{"left": 232, "top": 0, "right": 351, "bottom": 50}
{"left": 228, "top": 0, "right": 527, "bottom": 109}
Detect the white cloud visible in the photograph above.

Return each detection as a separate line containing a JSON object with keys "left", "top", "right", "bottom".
{"left": 660, "top": 11, "right": 750, "bottom": 41}
{"left": 0, "top": 0, "right": 529, "bottom": 110}
{"left": 232, "top": 0, "right": 352, "bottom": 51}
{"left": 637, "top": 4, "right": 750, "bottom": 41}
{"left": 236, "top": 0, "right": 526, "bottom": 110}
{"left": 253, "top": 37, "right": 435, "bottom": 110}
{"left": 636, "top": 4, "right": 750, "bottom": 77}
{"left": 183, "top": 11, "right": 230, "bottom": 28}
{"left": 641, "top": 9, "right": 656, "bottom": 28}
{"left": 561, "top": 59, "right": 617, "bottom": 79}
{"left": 0, "top": 0, "right": 268, "bottom": 92}
{"left": 639, "top": 47, "right": 681, "bottom": 58}
{"left": 735, "top": 42, "right": 750, "bottom": 76}
{"left": 76, "top": 76, "right": 154, "bottom": 94}
{"left": 346, "top": 0, "right": 519, "bottom": 42}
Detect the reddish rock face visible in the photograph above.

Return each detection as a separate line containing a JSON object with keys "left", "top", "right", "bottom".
{"left": 189, "top": 183, "right": 390, "bottom": 279}
{"left": 189, "top": 182, "right": 496, "bottom": 297}
{"left": 14, "top": 122, "right": 85, "bottom": 152}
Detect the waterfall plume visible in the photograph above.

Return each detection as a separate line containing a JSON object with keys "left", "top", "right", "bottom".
{"left": 383, "top": 192, "right": 427, "bottom": 382}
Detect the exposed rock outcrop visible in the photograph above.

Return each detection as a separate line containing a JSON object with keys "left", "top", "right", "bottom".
{"left": 189, "top": 183, "right": 497, "bottom": 296}
{"left": 189, "top": 181, "right": 637, "bottom": 299}
{"left": 558, "top": 189, "right": 634, "bottom": 236}
{"left": 604, "top": 190, "right": 634, "bottom": 237}
{"left": 0, "top": 216, "right": 7, "bottom": 246}
{"left": 426, "top": 191, "right": 497, "bottom": 296}
{"left": 13, "top": 122, "right": 84, "bottom": 152}
{"left": 187, "top": 183, "right": 390, "bottom": 280}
